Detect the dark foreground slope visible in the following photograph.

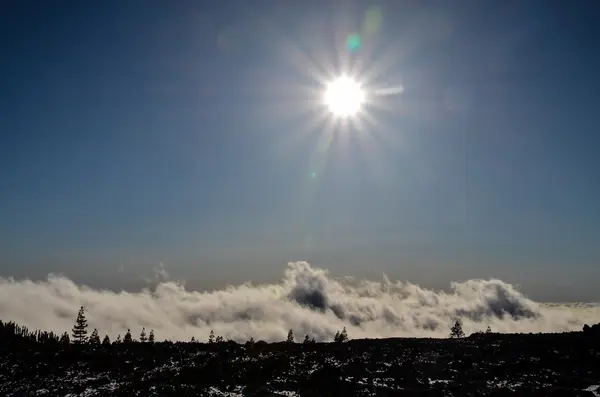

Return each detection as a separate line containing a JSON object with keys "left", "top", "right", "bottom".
{"left": 1, "top": 332, "right": 599, "bottom": 397}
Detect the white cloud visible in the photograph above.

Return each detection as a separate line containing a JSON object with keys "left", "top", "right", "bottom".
{"left": 0, "top": 262, "right": 598, "bottom": 342}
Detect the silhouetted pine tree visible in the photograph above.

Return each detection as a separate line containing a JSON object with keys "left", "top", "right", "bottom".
{"left": 450, "top": 320, "right": 465, "bottom": 338}
{"left": 148, "top": 329, "right": 155, "bottom": 343}
{"left": 115, "top": 334, "right": 122, "bottom": 344}
{"left": 59, "top": 332, "right": 70, "bottom": 345}
{"left": 208, "top": 329, "right": 215, "bottom": 343}
{"left": 89, "top": 328, "right": 101, "bottom": 344}
{"left": 303, "top": 334, "right": 311, "bottom": 344}
{"left": 333, "top": 331, "right": 340, "bottom": 342}
{"left": 334, "top": 327, "right": 348, "bottom": 342}
{"left": 215, "top": 335, "right": 224, "bottom": 343}
{"left": 191, "top": 336, "right": 196, "bottom": 343}
{"left": 139, "top": 327, "right": 147, "bottom": 342}
{"left": 287, "top": 329, "right": 294, "bottom": 343}
{"left": 339, "top": 327, "right": 348, "bottom": 342}
{"left": 102, "top": 335, "right": 111, "bottom": 345}
{"left": 123, "top": 329, "right": 133, "bottom": 343}
{"left": 486, "top": 325, "right": 492, "bottom": 333}
{"left": 71, "top": 306, "right": 88, "bottom": 344}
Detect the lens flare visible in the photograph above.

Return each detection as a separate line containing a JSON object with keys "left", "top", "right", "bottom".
{"left": 346, "top": 34, "right": 361, "bottom": 53}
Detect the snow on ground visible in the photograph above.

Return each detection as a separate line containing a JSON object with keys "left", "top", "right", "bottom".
{"left": 207, "top": 386, "right": 244, "bottom": 397}
{"left": 585, "top": 385, "right": 600, "bottom": 397}
{"left": 429, "top": 379, "right": 453, "bottom": 384}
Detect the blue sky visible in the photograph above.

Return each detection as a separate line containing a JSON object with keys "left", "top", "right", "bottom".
{"left": 1, "top": 1, "right": 599, "bottom": 301}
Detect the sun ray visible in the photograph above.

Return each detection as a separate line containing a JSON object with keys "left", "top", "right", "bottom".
{"left": 259, "top": 4, "right": 415, "bottom": 215}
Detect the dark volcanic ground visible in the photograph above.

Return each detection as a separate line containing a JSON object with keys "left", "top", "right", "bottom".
{"left": 1, "top": 332, "right": 599, "bottom": 396}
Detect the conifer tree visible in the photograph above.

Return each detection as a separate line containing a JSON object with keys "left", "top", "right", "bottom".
{"left": 208, "top": 329, "right": 215, "bottom": 343}
{"left": 339, "top": 327, "right": 348, "bottom": 342}
{"left": 333, "top": 330, "right": 340, "bottom": 342}
{"left": 334, "top": 327, "right": 348, "bottom": 342}
{"left": 303, "top": 334, "right": 311, "bottom": 344}
{"left": 287, "top": 329, "right": 294, "bottom": 343}
{"left": 60, "top": 331, "right": 70, "bottom": 345}
{"left": 139, "top": 327, "right": 147, "bottom": 343}
{"left": 486, "top": 325, "right": 492, "bottom": 333}
{"left": 71, "top": 306, "right": 88, "bottom": 344}
{"left": 450, "top": 320, "right": 465, "bottom": 338}
{"left": 115, "top": 334, "right": 122, "bottom": 344}
{"left": 215, "top": 335, "right": 224, "bottom": 343}
{"left": 148, "top": 329, "right": 155, "bottom": 343}
{"left": 102, "top": 335, "right": 111, "bottom": 345}
{"left": 191, "top": 336, "right": 196, "bottom": 343}
{"left": 123, "top": 329, "right": 133, "bottom": 343}
{"left": 89, "top": 328, "right": 101, "bottom": 344}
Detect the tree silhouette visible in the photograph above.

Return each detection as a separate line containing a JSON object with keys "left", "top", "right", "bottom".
{"left": 115, "top": 334, "right": 122, "bottom": 344}
{"left": 486, "top": 325, "right": 492, "bottom": 333}
{"left": 89, "top": 328, "right": 101, "bottom": 344}
{"left": 140, "top": 327, "right": 147, "bottom": 343}
{"left": 59, "top": 332, "right": 70, "bottom": 345}
{"left": 339, "top": 327, "right": 348, "bottom": 342}
{"left": 123, "top": 329, "right": 133, "bottom": 343}
{"left": 450, "top": 320, "right": 465, "bottom": 338}
{"left": 71, "top": 307, "right": 88, "bottom": 344}
{"left": 334, "top": 327, "right": 348, "bottom": 342}
{"left": 148, "top": 329, "right": 155, "bottom": 343}
{"left": 208, "top": 329, "right": 215, "bottom": 343}
{"left": 191, "top": 336, "right": 196, "bottom": 343}
{"left": 287, "top": 329, "right": 294, "bottom": 343}
{"left": 303, "top": 334, "right": 315, "bottom": 344}
{"left": 102, "top": 335, "right": 111, "bottom": 345}
{"left": 215, "top": 335, "right": 224, "bottom": 343}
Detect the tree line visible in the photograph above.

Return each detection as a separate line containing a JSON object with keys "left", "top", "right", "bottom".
{"left": 0, "top": 307, "right": 352, "bottom": 346}
{"left": 1, "top": 307, "right": 484, "bottom": 346}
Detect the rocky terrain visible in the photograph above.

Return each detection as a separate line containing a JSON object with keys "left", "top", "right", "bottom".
{"left": 1, "top": 325, "right": 600, "bottom": 397}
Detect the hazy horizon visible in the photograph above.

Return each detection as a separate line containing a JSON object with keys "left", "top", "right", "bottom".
{"left": 2, "top": 0, "right": 600, "bottom": 317}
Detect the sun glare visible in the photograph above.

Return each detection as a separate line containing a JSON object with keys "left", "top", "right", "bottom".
{"left": 323, "top": 76, "right": 365, "bottom": 117}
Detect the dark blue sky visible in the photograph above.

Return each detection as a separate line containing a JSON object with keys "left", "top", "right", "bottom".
{"left": 1, "top": 0, "right": 599, "bottom": 301}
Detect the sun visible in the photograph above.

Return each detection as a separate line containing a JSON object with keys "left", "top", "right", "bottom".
{"left": 323, "top": 76, "right": 365, "bottom": 117}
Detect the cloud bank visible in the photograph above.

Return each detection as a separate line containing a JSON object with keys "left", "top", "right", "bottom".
{"left": 0, "top": 262, "right": 598, "bottom": 342}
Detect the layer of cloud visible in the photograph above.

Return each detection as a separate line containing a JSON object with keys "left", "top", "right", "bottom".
{"left": 0, "top": 262, "right": 598, "bottom": 342}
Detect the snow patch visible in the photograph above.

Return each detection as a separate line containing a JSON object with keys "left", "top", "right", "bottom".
{"left": 585, "top": 385, "right": 600, "bottom": 397}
